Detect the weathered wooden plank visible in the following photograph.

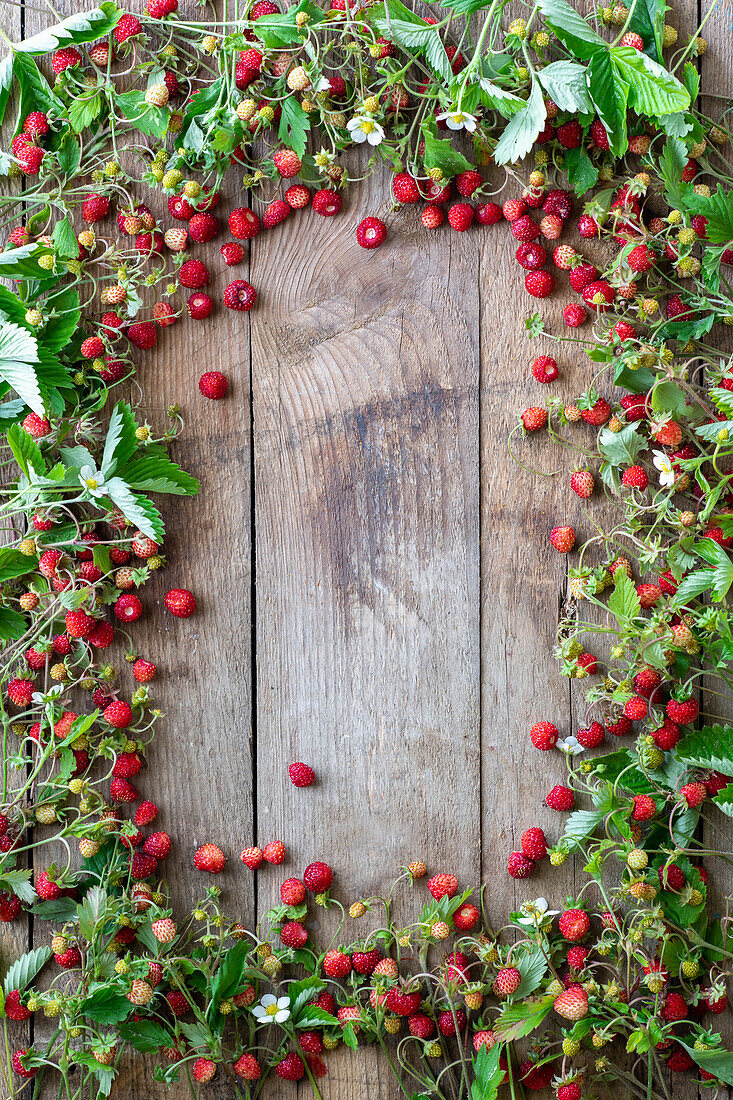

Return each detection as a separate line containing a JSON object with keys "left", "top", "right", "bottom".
{"left": 250, "top": 167, "right": 481, "bottom": 1096}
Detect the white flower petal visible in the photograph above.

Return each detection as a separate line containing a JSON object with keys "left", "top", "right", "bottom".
{"left": 260, "top": 994, "right": 277, "bottom": 1007}
{"left": 274, "top": 1009, "right": 290, "bottom": 1022}
{"left": 277, "top": 997, "right": 291, "bottom": 1009}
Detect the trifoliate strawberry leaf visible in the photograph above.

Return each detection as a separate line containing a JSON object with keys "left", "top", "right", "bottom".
{"left": 68, "top": 89, "right": 103, "bottom": 134}
{"left": 3, "top": 944, "right": 50, "bottom": 995}
{"left": 588, "top": 49, "right": 628, "bottom": 156}
{"left": 469, "top": 75, "right": 525, "bottom": 118}
{"left": 295, "top": 1006, "right": 337, "bottom": 1028}
{"left": 611, "top": 47, "right": 690, "bottom": 117}
{"left": 675, "top": 725, "right": 733, "bottom": 776}
{"left": 535, "top": 0, "right": 606, "bottom": 59}
{"left": 607, "top": 572, "right": 641, "bottom": 623}
{"left": 80, "top": 988, "right": 134, "bottom": 1026}
{"left": 121, "top": 455, "right": 200, "bottom": 496}
{"left": 598, "top": 423, "right": 645, "bottom": 467}
{"left": 288, "top": 977, "right": 326, "bottom": 1020}
{"left": 493, "top": 79, "right": 545, "bottom": 165}
{"left": 278, "top": 95, "right": 310, "bottom": 158}
{"left": 537, "top": 60, "right": 592, "bottom": 113}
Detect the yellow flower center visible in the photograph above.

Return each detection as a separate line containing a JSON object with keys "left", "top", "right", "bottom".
{"left": 265, "top": 1004, "right": 279, "bottom": 1017}
{"left": 85, "top": 477, "right": 99, "bottom": 490}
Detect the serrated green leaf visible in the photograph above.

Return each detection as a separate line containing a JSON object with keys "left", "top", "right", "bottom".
{"left": 680, "top": 1043, "right": 733, "bottom": 1085}
{"left": 562, "top": 146, "right": 598, "bottom": 195}
{"left": 514, "top": 944, "right": 548, "bottom": 996}
{"left": 589, "top": 49, "right": 628, "bottom": 156}
{"left": 13, "top": 3, "right": 121, "bottom": 54}
{"left": 598, "top": 423, "right": 646, "bottom": 466}
{"left": 675, "top": 725, "right": 733, "bottom": 776}
{"left": 42, "top": 288, "right": 81, "bottom": 352}
{"left": 493, "top": 996, "right": 554, "bottom": 1041}
{"left": 278, "top": 95, "right": 310, "bottom": 158}
{"left": 625, "top": 0, "right": 665, "bottom": 61}
{"left": 79, "top": 988, "right": 133, "bottom": 1026}
{"left": 422, "top": 121, "right": 474, "bottom": 178}
{"left": 0, "top": 549, "right": 37, "bottom": 584}
{"left": 115, "top": 91, "right": 169, "bottom": 139}
{"left": 471, "top": 1043, "right": 505, "bottom": 1100}
{"left": 0, "top": 319, "right": 42, "bottom": 414}
{"left": 537, "top": 60, "right": 592, "bottom": 113}
{"left": 713, "top": 784, "right": 733, "bottom": 816}
{"left": 3, "top": 945, "right": 50, "bottom": 996}
{"left": 101, "top": 401, "right": 138, "bottom": 477}
{"left": 121, "top": 455, "right": 200, "bottom": 496}
{"left": 536, "top": 0, "right": 606, "bottom": 59}
{"left": 104, "top": 478, "right": 165, "bottom": 542}
{"left": 0, "top": 606, "right": 27, "bottom": 641}
{"left": 607, "top": 572, "right": 642, "bottom": 622}
{"left": 51, "top": 216, "right": 79, "bottom": 259}
{"left": 118, "top": 1020, "right": 171, "bottom": 1053}
{"left": 6, "top": 421, "right": 45, "bottom": 477}
{"left": 611, "top": 46, "right": 689, "bottom": 116}
{"left": 493, "top": 79, "right": 545, "bottom": 166}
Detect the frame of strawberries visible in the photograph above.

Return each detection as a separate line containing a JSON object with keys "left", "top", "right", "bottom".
{"left": 0, "top": 0, "right": 732, "bottom": 1095}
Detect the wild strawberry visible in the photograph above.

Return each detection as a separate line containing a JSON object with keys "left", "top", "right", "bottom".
{"left": 550, "top": 526, "right": 575, "bottom": 553}
{"left": 408, "top": 1013, "right": 435, "bottom": 1039}
{"left": 7, "top": 679, "right": 34, "bottom": 707}
{"left": 312, "top": 189, "right": 342, "bottom": 217}
{"left": 620, "top": 30, "right": 644, "bottom": 47}
{"left": 521, "top": 407, "right": 547, "bottom": 431}
{"left": 233, "top": 1053, "right": 260, "bottom": 1080}
{"left": 705, "top": 991, "right": 728, "bottom": 1013}
{"left": 567, "top": 945, "right": 590, "bottom": 971}
{"left": 581, "top": 398, "right": 611, "bottom": 425}
{"left": 281, "top": 920, "right": 308, "bottom": 948}
{"left": 273, "top": 148, "right": 302, "bottom": 177}
{"left": 543, "top": 190, "right": 572, "bottom": 219}
{"left": 240, "top": 846, "right": 263, "bottom": 868}
{"left": 614, "top": 321, "right": 637, "bottom": 341}
{"left": 352, "top": 947, "right": 382, "bottom": 974}
{"left": 166, "top": 990, "right": 190, "bottom": 1016}
{"left": 494, "top": 967, "right": 521, "bottom": 996}
{"left": 179, "top": 259, "right": 209, "bottom": 288}
{"left": 633, "top": 668, "right": 661, "bottom": 697}
{"left": 82, "top": 193, "right": 109, "bottom": 223}
{"left": 659, "top": 862, "right": 686, "bottom": 891}
{"left": 276, "top": 1053, "right": 305, "bottom": 1081}
{"left": 680, "top": 781, "right": 706, "bottom": 808}
{"left": 666, "top": 294, "right": 692, "bottom": 321}
{"left": 590, "top": 119, "right": 610, "bottom": 149}
{"left": 392, "top": 173, "right": 420, "bottom": 203}
{"left": 508, "top": 850, "right": 534, "bottom": 878}
{"left": 191, "top": 1059, "right": 215, "bottom": 1083}
{"left": 127, "top": 322, "right": 157, "bottom": 349}
{"left": 475, "top": 202, "right": 502, "bottom": 225}
{"left": 114, "top": 11, "right": 142, "bottom": 38}
{"left": 23, "top": 412, "right": 51, "bottom": 438}
{"left": 0, "top": 892, "right": 22, "bottom": 921}
{"left": 455, "top": 170, "right": 482, "bottom": 196}
{"left": 5, "top": 991, "right": 31, "bottom": 1021}
{"left": 52, "top": 47, "right": 81, "bottom": 72}
{"left": 188, "top": 292, "right": 213, "bottom": 320}
{"left": 221, "top": 242, "right": 245, "bottom": 266}
{"left": 559, "top": 909, "right": 590, "bottom": 941}
{"left": 169, "top": 194, "right": 194, "bottom": 220}
{"left": 110, "top": 778, "right": 138, "bottom": 802}
{"left": 262, "top": 200, "right": 290, "bottom": 229}
{"left": 525, "top": 270, "right": 555, "bottom": 298}
{"left": 427, "top": 873, "right": 458, "bottom": 899}
{"left": 554, "top": 985, "right": 588, "bottom": 1020}
{"left": 531, "top": 721, "right": 558, "bottom": 750}
{"left": 228, "top": 208, "right": 260, "bottom": 240}
{"left": 285, "top": 185, "right": 310, "bottom": 209}
{"left": 151, "top": 917, "right": 177, "bottom": 944}
{"left": 199, "top": 371, "right": 228, "bottom": 399}
{"left": 188, "top": 212, "right": 219, "bottom": 243}
{"left": 453, "top": 902, "right": 480, "bottom": 930}
{"left": 569, "top": 263, "right": 599, "bottom": 293}
{"left": 563, "top": 302, "right": 587, "bottom": 327}
{"left": 147, "top": 0, "right": 178, "bottom": 16}
{"left": 576, "top": 721, "right": 604, "bottom": 748}
{"left": 303, "top": 861, "right": 332, "bottom": 892}
{"left": 438, "top": 1008, "right": 466, "bottom": 1036}
{"left": 63, "top": 610, "right": 94, "bottom": 639}
{"left": 447, "top": 202, "right": 473, "bottom": 231}
{"left": 144, "top": 831, "right": 172, "bottom": 859}
{"left": 224, "top": 280, "right": 257, "bottom": 312}
{"left": 502, "top": 198, "right": 526, "bottom": 222}
{"left": 356, "top": 217, "right": 386, "bottom": 249}
{"left": 386, "top": 987, "right": 421, "bottom": 1015}
{"left": 263, "top": 840, "right": 285, "bottom": 863}
{"left": 36, "top": 870, "right": 61, "bottom": 900}
{"left": 129, "top": 851, "right": 157, "bottom": 877}
{"left": 532, "top": 355, "right": 558, "bottom": 383}
{"left": 194, "top": 843, "right": 225, "bottom": 873}
{"left": 288, "top": 761, "right": 315, "bottom": 787}
{"left": 624, "top": 696, "right": 648, "bottom": 721}
{"left": 104, "top": 701, "right": 133, "bottom": 728}
{"left": 667, "top": 696, "right": 698, "bottom": 724}
{"left": 521, "top": 827, "right": 547, "bottom": 861}
{"left": 280, "top": 877, "right": 306, "bottom": 906}
{"left": 164, "top": 588, "right": 196, "bottom": 617}
{"left": 557, "top": 120, "right": 582, "bottom": 148}
{"left": 661, "top": 991, "right": 687, "bottom": 1021}
{"left": 516, "top": 243, "right": 547, "bottom": 270}
{"left": 134, "top": 800, "right": 159, "bottom": 826}
{"left": 621, "top": 464, "right": 648, "bottom": 490}
{"left": 11, "top": 1050, "right": 37, "bottom": 1078}
{"left": 324, "top": 949, "right": 351, "bottom": 977}
{"left": 627, "top": 243, "right": 655, "bottom": 272}
{"left": 511, "top": 215, "right": 540, "bottom": 242}
{"left": 637, "top": 583, "right": 661, "bottom": 609}
{"left": 570, "top": 469, "right": 594, "bottom": 498}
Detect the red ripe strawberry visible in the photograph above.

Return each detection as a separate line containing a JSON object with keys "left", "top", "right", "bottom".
{"left": 511, "top": 214, "right": 540, "bottom": 242}
{"left": 82, "top": 193, "right": 109, "bottom": 223}
{"left": 475, "top": 201, "right": 502, "bottom": 225}
{"left": 240, "top": 846, "right": 263, "bottom": 869}
{"left": 620, "top": 30, "right": 644, "bottom": 48}
{"left": 634, "top": 667, "right": 661, "bottom": 697}
{"left": 23, "top": 412, "right": 51, "bottom": 438}
{"left": 665, "top": 294, "right": 692, "bottom": 321}
{"left": 303, "top": 861, "right": 332, "bottom": 892}
{"left": 179, "top": 259, "right": 209, "bottom": 288}
{"left": 559, "top": 908, "right": 590, "bottom": 941}
{"left": 11, "top": 1049, "right": 37, "bottom": 1079}
{"left": 312, "top": 189, "right": 342, "bottom": 217}
{"left": 110, "top": 778, "right": 138, "bottom": 802}
{"left": 235, "top": 61, "right": 257, "bottom": 89}
{"left": 525, "top": 270, "right": 555, "bottom": 298}
{"left": 311, "top": 991, "right": 336, "bottom": 1015}
{"left": 143, "top": 831, "right": 172, "bottom": 859}
{"left": 386, "top": 987, "right": 421, "bottom": 1016}
{"left": 521, "top": 407, "right": 548, "bottom": 431}
{"left": 166, "top": 990, "right": 190, "bottom": 1017}
{"left": 276, "top": 1053, "right": 304, "bottom": 1081}
{"left": 636, "top": 582, "right": 661, "bottom": 609}
{"left": 621, "top": 465, "right": 648, "bottom": 489}
{"left": 577, "top": 213, "right": 600, "bottom": 239}
{"left": 114, "top": 12, "right": 142, "bottom": 40}
{"left": 50, "top": 628, "right": 71, "bottom": 652}
{"left": 36, "top": 869, "right": 61, "bottom": 900}
{"left": 192, "top": 1058, "right": 215, "bottom": 1083}
{"left": 627, "top": 243, "right": 655, "bottom": 272}
{"left": 281, "top": 877, "right": 306, "bottom": 905}
{"left": 194, "top": 843, "right": 225, "bottom": 873}
{"left": 233, "top": 1053, "right": 260, "bottom": 1080}
{"left": 568, "top": 263, "right": 598, "bottom": 293}
{"left": 576, "top": 721, "right": 604, "bottom": 748}
{"left": 658, "top": 570, "right": 678, "bottom": 595}
{"left": 455, "top": 170, "right": 482, "bottom": 197}
{"left": 7, "top": 679, "right": 34, "bottom": 707}
{"left": 392, "top": 173, "right": 420, "bottom": 203}
{"left": 531, "top": 721, "right": 558, "bottom": 750}
{"left": 556, "top": 120, "right": 582, "bottom": 148}
{"left": 135, "top": 231, "right": 164, "bottom": 253}
{"left": 580, "top": 398, "right": 611, "bottom": 425}
{"left": 147, "top": 0, "right": 178, "bottom": 17}
{"left": 507, "top": 850, "right": 534, "bottom": 878}
{"left": 652, "top": 721, "right": 679, "bottom": 750}
{"left": 52, "top": 47, "right": 81, "bottom": 72}
{"left": 570, "top": 469, "right": 594, "bottom": 498}
{"left": 408, "top": 1013, "right": 435, "bottom": 1038}
{"left": 298, "top": 1032, "right": 323, "bottom": 1054}
{"left": 65, "top": 610, "right": 95, "bottom": 639}
{"left": 127, "top": 322, "right": 157, "bottom": 350}
{"left": 623, "top": 696, "right": 648, "bottom": 721}
{"left": 88, "top": 620, "right": 114, "bottom": 648}
{"left": 356, "top": 217, "right": 386, "bottom": 249}
{"left": 543, "top": 190, "right": 572, "bottom": 219}
{"left": 502, "top": 198, "right": 526, "bottom": 222}
{"left": 659, "top": 862, "right": 685, "bottom": 891}
{"left": 103, "top": 701, "right": 133, "bottom": 728}
{"left": 273, "top": 148, "right": 302, "bottom": 178}
{"left": 188, "top": 292, "right": 213, "bottom": 320}
{"left": 494, "top": 967, "right": 521, "bottom": 996}
{"left": 285, "top": 185, "right": 310, "bottom": 209}
{"left": 240, "top": 47, "right": 263, "bottom": 70}
{"left": 678, "top": 780, "right": 706, "bottom": 808}
{"left": 165, "top": 588, "right": 196, "bottom": 618}
{"left": 532, "top": 355, "right": 558, "bottom": 383}
{"left": 453, "top": 902, "right": 480, "bottom": 930}
{"left": 516, "top": 243, "right": 547, "bottom": 270}
{"left": 0, "top": 892, "right": 22, "bottom": 921}
{"left": 692, "top": 214, "right": 708, "bottom": 238}
{"left": 566, "top": 945, "right": 589, "bottom": 972}
{"left": 5, "top": 990, "right": 31, "bottom": 1021}
{"left": 521, "top": 827, "right": 547, "bottom": 860}
{"left": 224, "top": 280, "right": 257, "bottom": 312}
{"left": 422, "top": 205, "right": 444, "bottom": 229}
{"left": 438, "top": 1008, "right": 466, "bottom": 1036}
{"left": 263, "top": 840, "right": 285, "bottom": 863}
{"left": 352, "top": 948, "right": 382, "bottom": 975}
{"left": 199, "top": 371, "right": 228, "bottom": 399}
{"left": 134, "top": 800, "right": 159, "bottom": 826}
{"left": 427, "top": 872, "right": 458, "bottom": 900}
{"left": 323, "top": 949, "right": 351, "bottom": 977}
{"left": 583, "top": 280, "right": 615, "bottom": 310}
{"left": 221, "top": 242, "right": 245, "bottom": 265}
{"left": 421, "top": 179, "right": 451, "bottom": 203}
{"left": 188, "top": 213, "right": 219, "bottom": 243}
{"left": 281, "top": 920, "right": 308, "bottom": 948}
{"left": 168, "top": 194, "right": 194, "bottom": 220}
{"left": 590, "top": 118, "right": 610, "bottom": 150}
{"left": 289, "top": 762, "right": 315, "bottom": 787}
{"left": 661, "top": 991, "right": 687, "bottom": 1021}
{"left": 667, "top": 697, "right": 698, "bottom": 724}
{"left": 448, "top": 203, "right": 474, "bottom": 231}
{"left": 229, "top": 208, "right": 260, "bottom": 240}
{"left": 550, "top": 525, "right": 575, "bottom": 553}
{"left": 25, "top": 647, "right": 47, "bottom": 671}
{"left": 631, "top": 793, "right": 657, "bottom": 822}
{"left": 129, "top": 851, "right": 157, "bottom": 877}
{"left": 553, "top": 985, "right": 588, "bottom": 1020}
{"left": 251, "top": 0, "right": 279, "bottom": 15}
{"left": 705, "top": 991, "right": 728, "bottom": 1014}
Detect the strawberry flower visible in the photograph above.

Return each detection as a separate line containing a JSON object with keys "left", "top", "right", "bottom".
{"left": 346, "top": 116, "right": 385, "bottom": 146}
{"left": 252, "top": 994, "right": 290, "bottom": 1024}
{"left": 79, "top": 464, "right": 107, "bottom": 499}
{"left": 652, "top": 450, "right": 676, "bottom": 489}
{"left": 435, "top": 109, "right": 477, "bottom": 132}
{"left": 556, "top": 735, "right": 584, "bottom": 756}
{"left": 517, "top": 897, "right": 559, "bottom": 926}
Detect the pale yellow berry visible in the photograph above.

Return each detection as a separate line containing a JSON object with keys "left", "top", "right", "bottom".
{"left": 25, "top": 308, "right": 43, "bottom": 325}
{"left": 201, "top": 34, "right": 218, "bottom": 53}
{"left": 508, "top": 18, "right": 527, "bottom": 37}
{"left": 662, "top": 24, "right": 677, "bottom": 47}
{"left": 709, "top": 125, "right": 728, "bottom": 146}
{"left": 36, "top": 804, "right": 57, "bottom": 824}
{"left": 162, "top": 169, "right": 182, "bottom": 189}
{"left": 286, "top": 66, "right": 310, "bottom": 91}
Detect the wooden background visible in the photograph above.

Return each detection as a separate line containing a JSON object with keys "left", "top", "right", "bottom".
{"left": 2, "top": 0, "right": 733, "bottom": 1094}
